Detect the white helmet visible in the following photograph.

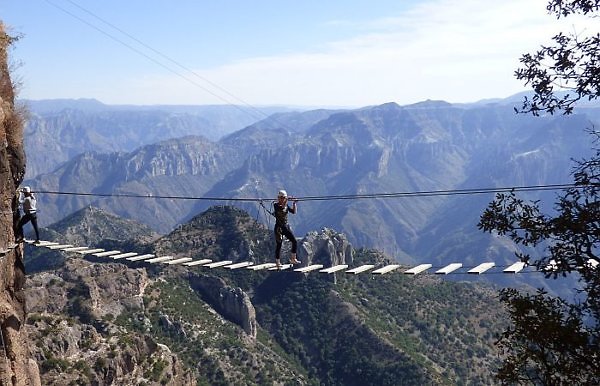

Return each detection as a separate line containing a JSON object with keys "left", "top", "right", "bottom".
{"left": 22, "top": 186, "right": 31, "bottom": 193}
{"left": 277, "top": 189, "right": 287, "bottom": 198}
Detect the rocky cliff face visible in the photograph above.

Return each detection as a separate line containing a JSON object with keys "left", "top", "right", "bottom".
{"left": 186, "top": 227, "right": 365, "bottom": 336}
{"left": 0, "top": 23, "right": 41, "bottom": 385}
{"left": 30, "top": 136, "right": 243, "bottom": 232}
{"left": 25, "top": 259, "right": 194, "bottom": 385}
{"left": 298, "top": 228, "right": 354, "bottom": 267}
{"left": 189, "top": 274, "right": 258, "bottom": 338}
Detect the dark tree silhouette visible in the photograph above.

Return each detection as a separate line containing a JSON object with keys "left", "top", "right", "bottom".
{"left": 479, "top": 1, "right": 600, "bottom": 384}
{"left": 515, "top": 0, "right": 600, "bottom": 116}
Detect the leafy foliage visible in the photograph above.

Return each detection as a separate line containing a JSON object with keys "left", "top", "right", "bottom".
{"left": 496, "top": 288, "right": 596, "bottom": 385}
{"left": 479, "top": 150, "right": 600, "bottom": 383}
{"left": 515, "top": 0, "right": 600, "bottom": 115}
{"left": 480, "top": 1, "right": 600, "bottom": 383}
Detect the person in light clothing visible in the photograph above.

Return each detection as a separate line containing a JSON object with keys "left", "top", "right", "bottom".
{"left": 16, "top": 186, "right": 40, "bottom": 243}
{"left": 273, "top": 189, "right": 300, "bottom": 269}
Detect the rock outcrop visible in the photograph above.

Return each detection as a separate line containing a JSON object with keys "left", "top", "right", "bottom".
{"left": 189, "top": 274, "right": 258, "bottom": 339}
{"left": 0, "top": 22, "right": 41, "bottom": 385}
{"left": 24, "top": 259, "right": 194, "bottom": 385}
{"left": 298, "top": 227, "right": 354, "bottom": 267}
{"left": 26, "top": 259, "right": 148, "bottom": 320}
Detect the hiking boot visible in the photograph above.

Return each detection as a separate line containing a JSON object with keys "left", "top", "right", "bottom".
{"left": 289, "top": 253, "right": 300, "bottom": 265}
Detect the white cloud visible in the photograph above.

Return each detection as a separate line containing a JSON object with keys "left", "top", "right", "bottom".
{"left": 121, "top": 0, "right": 597, "bottom": 107}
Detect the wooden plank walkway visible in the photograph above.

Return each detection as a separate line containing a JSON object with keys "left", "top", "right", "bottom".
{"left": 435, "top": 263, "right": 462, "bottom": 275}
{"left": 166, "top": 257, "right": 193, "bottom": 265}
{"left": 146, "top": 256, "right": 174, "bottom": 263}
{"left": 404, "top": 264, "right": 432, "bottom": 275}
{"left": 468, "top": 262, "right": 495, "bottom": 274}
{"left": 127, "top": 254, "right": 156, "bottom": 261}
{"left": 345, "top": 265, "right": 375, "bottom": 275}
{"left": 205, "top": 260, "right": 233, "bottom": 268}
{"left": 294, "top": 264, "right": 324, "bottom": 273}
{"left": 319, "top": 265, "right": 349, "bottom": 274}
{"left": 26, "top": 240, "right": 578, "bottom": 278}
{"left": 371, "top": 264, "right": 400, "bottom": 275}
{"left": 184, "top": 259, "right": 212, "bottom": 267}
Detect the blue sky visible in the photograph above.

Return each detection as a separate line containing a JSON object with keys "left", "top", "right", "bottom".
{"left": 2, "top": 0, "right": 593, "bottom": 107}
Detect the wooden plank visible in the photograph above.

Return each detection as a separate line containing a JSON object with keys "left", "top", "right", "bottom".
{"left": 46, "top": 244, "right": 73, "bottom": 250}
{"left": 468, "top": 262, "right": 495, "bottom": 274}
{"left": 294, "top": 264, "right": 324, "bottom": 273}
{"left": 225, "top": 261, "right": 254, "bottom": 269}
{"left": 111, "top": 252, "right": 138, "bottom": 260}
{"left": 404, "top": 264, "right": 433, "bottom": 275}
{"left": 503, "top": 262, "right": 526, "bottom": 273}
{"left": 371, "top": 264, "right": 401, "bottom": 275}
{"left": 61, "top": 246, "right": 91, "bottom": 252}
{"left": 345, "top": 265, "right": 375, "bottom": 275}
{"left": 76, "top": 248, "right": 105, "bottom": 255}
{"left": 575, "top": 259, "right": 599, "bottom": 270}
{"left": 204, "top": 260, "right": 233, "bottom": 269}
{"left": 435, "top": 263, "right": 462, "bottom": 274}
{"left": 93, "top": 250, "right": 121, "bottom": 257}
{"left": 543, "top": 259, "right": 558, "bottom": 272}
{"left": 126, "top": 254, "right": 155, "bottom": 261}
{"left": 165, "top": 257, "right": 193, "bottom": 265}
{"left": 319, "top": 265, "right": 349, "bottom": 274}
{"left": 146, "top": 256, "right": 174, "bottom": 263}
{"left": 268, "top": 263, "right": 293, "bottom": 271}
{"left": 30, "top": 240, "right": 57, "bottom": 246}
{"left": 183, "top": 259, "right": 213, "bottom": 267}
{"left": 247, "top": 263, "right": 277, "bottom": 271}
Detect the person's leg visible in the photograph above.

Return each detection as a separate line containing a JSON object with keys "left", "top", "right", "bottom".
{"left": 274, "top": 226, "right": 283, "bottom": 268}
{"left": 281, "top": 225, "right": 298, "bottom": 263}
{"left": 30, "top": 213, "right": 40, "bottom": 241}
{"left": 15, "top": 214, "right": 31, "bottom": 242}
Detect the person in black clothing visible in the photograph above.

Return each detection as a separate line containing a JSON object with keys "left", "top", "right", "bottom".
{"left": 273, "top": 189, "right": 299, "bottom": 269}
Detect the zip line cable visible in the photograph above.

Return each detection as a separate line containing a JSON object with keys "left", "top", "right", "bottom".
{"left": 61, "top": 0, "right": 276, "bottom": 123}
{"left": 33, "top": 182, "right": 588, "bottom": 203}
{"left": 42, "top": 0, "right": 272, "bottom": 124}
{"left": 295, "top": 183, "right": 585, "bottom": 201}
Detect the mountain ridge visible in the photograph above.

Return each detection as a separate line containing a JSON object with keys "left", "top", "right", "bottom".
{"left": 22, "top": 99, "right": 298, "bottom": 177}
{"left": 22, "top": 100, "right": 598, "bottom": 296}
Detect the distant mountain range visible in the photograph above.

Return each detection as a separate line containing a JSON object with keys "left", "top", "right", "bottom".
{"left": 21, "top": 97, "right": 599, "bottom": 297}
{"left": 21, "top": 98, "right": 296, "bottom": 177}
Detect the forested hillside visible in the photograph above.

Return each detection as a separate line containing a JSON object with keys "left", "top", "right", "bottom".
{"left": 24, "top": 205, "right": 507, "bottom": 385}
